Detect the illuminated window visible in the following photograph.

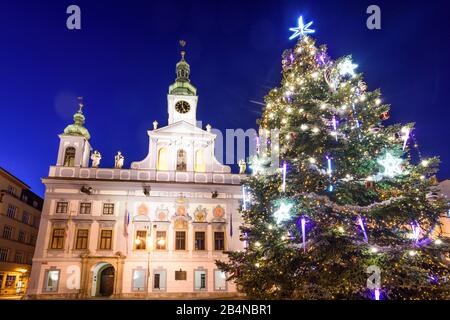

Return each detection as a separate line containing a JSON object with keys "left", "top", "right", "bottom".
{"left": 63, "top": 147, "right": 76, "bottom": 167}
{"left": 102, "top": 203, "right": 114, "bottom": 215}
{"left": 44, "top": 270, "right": 60, "bottom": 292}
{"left": 5, "top": 275, "right": 16, "bottom": 288}
{"left": 99, "top": 230, "right": 112, "bottom": 250}
{"left": 157, "top": 148, "right": 169, "bottom": 171}
{"left": 132, "top": 269, "right": 146, "bottom": 292}
{"left": 194, "top": 149, "right": 206, "bottom": 172}
{"left": 135, "top": 230, "right": 147, "bottom": 250}
{"left": 214, "top": 270, "right": 227, "bottom": 291}
{"left": 75, "top": 229, "right": 89, "bottom": 250}
{"left": 176, "top": 149, "right": 187, "bottom": 171}
{"left": 79, "top": 203, "right": 91, "bottom": 214}
{"left": 50, "top": 228, "right": 65, "bottom": 249}
{"left": 155, "top": 231, "right": 166, "bottom": 250}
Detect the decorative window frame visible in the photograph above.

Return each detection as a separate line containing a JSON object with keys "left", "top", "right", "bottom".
{"left": 79, "top": 201, "right": 92, "bottom": 215}
{"left": 193, "top": 267, "right": 208, "bottom": 291}
{"left": 131, "top": 267, "right": 147, "bottom": 292}
{"left": 152, "top": 268, "right": 167, "bottom": 292}
{"left": 97, "top": 226, "right": 114, "bottom": 251}
{"left": 213, "top": 269, "right": 228, "bottom": 291}
{"left": 42, "top": 267, "right": 61, "bottom": 293}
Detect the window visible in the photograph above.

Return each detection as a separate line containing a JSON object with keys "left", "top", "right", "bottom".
{"left": 155, "top": 231, "right": 166, "bottom": 250}
{"left": 0, "top": 274, "right": 3, "bottom": 289}
{"left": 15, "top": 251, "right": 23, "bottom": 263}
{"left": 157, "top": 148, "right": 169, "bottom": 171}
{"left": 214, "top": 270, "right": 227, "bottom": 291}
{"left": 2, "top": 226, "right": 13, "bottom": 240}
{"left": 153, "top": 270, "right": 166, "bottom": 291}
{"left": 175, "top": 270, "right": 187, "bottom": 281}
{"left": 103, "top": 203, "right": 114, "bottom": 215}
{"left": 99, "top": 230, "right": 112, "bottom": 250}
{"left": 195, "top": 149, "right": 206, "bottom": 172}
{"left": 7, "top": 205, "right": 17, "bottom": 219}
{"left": 27, "top": 254, "right": 33, "bottom": 265}
{"left": 135, "top": 230, "right": 147, "bottom": 250}
{"left": 5, "top": 275, "right": 16, "bottom": 288}
{"left": 22, "top": 212, "right": 30, "bottom": 224}
{"left": 21, "top": 194, "right": 28, "bottom": 202}
{"left": 79, "top": 203, "right": 91, "bottom": 215}
{"left": 50, "top": 228, "right": 65, "bottom": 249}
{"left": 195, "top": 232, "right": 206, "bottom": 250}
{"left": 75, "top": 229, "right": 89, "bottom": 250}
{"left": 56, "top": 202, "right": 68, "bottom": 214}
{"left": 18, "top": 231, "right": 26, "bottom": 243}
{"left": 0, "top": 248, "right": 8, "bottom": 262}
{"left": 176, "top": 149, "right": 187, "bottom": 171}
{"left": 33, "top": 218, "right": 40, "bottom": 228}
{"left": 29, "top": 234, "right": 37, "bottom": 246}
{"left": 214, "top": 232, "right": 225, "bottom": 251}
{"left": 194, "top": 270, "right": 207, "bottom": 290}
{"left": 63, "top": 147, "right": 76, "bottom": 167}
{"left": 7, "top": 185, "right": 17, "bottom": 196}
{"left": 44, "top": 270, "right": 60, "bottom": 292}
{"left": 175, "top": 231, "right": 186, "bottom": 250}
{"left": 132, "top": 269, "right": 146, "bottom": 291}
{"left": 33, "top": 200, "right": 38, "bottom": 208}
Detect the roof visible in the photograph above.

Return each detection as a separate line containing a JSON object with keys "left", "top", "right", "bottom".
{"left": 0, "top": 166, "right": 30, "bottom": 189}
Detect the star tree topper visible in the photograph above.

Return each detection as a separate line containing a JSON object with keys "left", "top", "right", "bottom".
{"left": 377, "top": 152, "right": 403, "bottom": 178}
{"left": 289, "top": 16, "right": 315, "bottom": 40}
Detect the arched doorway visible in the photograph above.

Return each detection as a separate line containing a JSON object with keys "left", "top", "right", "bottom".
{"left": 91, "top": 263, "right": 115, "bottom": 297}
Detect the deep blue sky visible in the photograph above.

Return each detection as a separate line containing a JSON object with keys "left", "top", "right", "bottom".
{"left": 1, "top": 0, "right": 449, "bottom": 196}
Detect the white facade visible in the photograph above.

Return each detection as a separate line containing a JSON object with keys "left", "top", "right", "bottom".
{"left": 27, "top": 49, "right": 245, "bottom": 298}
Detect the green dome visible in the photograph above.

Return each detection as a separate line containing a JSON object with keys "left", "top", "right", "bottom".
{"left": 63, "top": 102, "right": 91, "bottom": 140}
{"left": 169, "top": 50, "right": 197, "bottom": 96}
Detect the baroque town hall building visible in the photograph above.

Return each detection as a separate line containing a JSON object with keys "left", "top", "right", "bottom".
{"left": 27, "top": 46, "right": 244, "bottom": 298}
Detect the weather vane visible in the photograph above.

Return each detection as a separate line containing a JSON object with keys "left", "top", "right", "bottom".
{"left": 289, "top": 16, "right": 315, "bottom": 40}
{"left": 77, "top": 96, "right": 84, "bottom": 111}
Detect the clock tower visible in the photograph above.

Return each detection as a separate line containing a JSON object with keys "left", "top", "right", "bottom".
{"left": 167, "top": 41, "right": 198, "bottom": 126}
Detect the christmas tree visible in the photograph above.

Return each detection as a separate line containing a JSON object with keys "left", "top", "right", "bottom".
{"left": 217, "top": 18, "right": 450, "bottom": 300}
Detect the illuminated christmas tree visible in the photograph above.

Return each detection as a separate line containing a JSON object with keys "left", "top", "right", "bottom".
{"left": 217, "top": 17, "right": 450, "bottom": 299}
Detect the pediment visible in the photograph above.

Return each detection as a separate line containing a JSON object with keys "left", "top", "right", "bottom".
{"left": 151, "top": 121, "right": 215, "bottom": 138}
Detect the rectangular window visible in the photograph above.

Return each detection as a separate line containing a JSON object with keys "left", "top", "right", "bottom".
{"left": 44, "top": 270, "right": 60, "bottom": 292}
{"left": 175, "top": 270, "right": 187, "bottom": 281}
{"left": 21, "top": 194, "right": 28, "bottom": 202}
{"left": 175, "top": 231, "right": 186, "bottom": 250}
{"left": 135, "top": 230, "right": 147, "bottom": 250}
{"left": 214, "top": 270, "right": 227, "bottom": 291}
{"left": 0, "top": 248, "right": 8, "bottom": 262}
{"left": 214, "top": 232, "right": 225, "bottom": 251}
{"left": 15, "top": 251, "right": 23, "bottom": 263}
{"left": 79, "top": 203, "right": 91, "bottom": 215}
{"left": 155, "top": 231, "right": 166, "bottom": 250}
{"left": 5, "top": 275, "right": 16, "bottom": 288}
{"left": 153, "top": 270, "right": 166, "bottom": 290}
{"left": 50, "top": 228, "right": 65, "bottom": 249}
{"left": 18, "top": 231, "right": 26, "bottom": 243}
{"left": 7, "top": 205, "right": 17, "bottom": 219}
{"left": 2, "top": 226, "right": 13, "bottom": 240}
{"left": 75, "top": 229, "right": 89, "bottom": 250}
{"left": 102, "top": 203, "right": 115, "bottom": 215}
{"left": 195, "top": 232, "right": 206, "bottom": 250}
{"left": 7, "top": 185, "right": 17, "bottom": 196}
{"left": 22, "top": 212, "right": 30, "bottom": 224}
{"left": 194, "top": 270, "right": 207, "bottom": 290}
{"left": 132, "top": 269, "right": 146, "bottom": 291}
{"left": 29, "top": 234, "right": 37, "bottom": 246}
{"left": 55, "top": 202, "right": 68, "bottom": 214}
{"left": 0, "top": 274, "right": 3, "bottom": 289}
{"left": 99, "top": 230, "right": 112, "bottom": 250}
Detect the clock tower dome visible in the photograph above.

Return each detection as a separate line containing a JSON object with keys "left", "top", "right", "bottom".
{"left": 167, "top": 40, "right": 198, "bottom": 126}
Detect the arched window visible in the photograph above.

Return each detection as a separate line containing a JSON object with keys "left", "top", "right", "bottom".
{"left": 63, "top": 147, "right": 76, "bottom": 167}
{"left": 157, "top": 148, "right": 169, "bottom": 171}
{"left": 194, "top": 149, "right": 206, "bottom": 172}
{"left": 176, "top": 149, "right": 187, "bottom": 171}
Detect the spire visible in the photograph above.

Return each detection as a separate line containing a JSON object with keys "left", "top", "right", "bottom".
{"left": 63, "top": 97, "right": 91, "bottom": 140}
{"left": 169, "top": 40, "right": 197, "bottom": 96}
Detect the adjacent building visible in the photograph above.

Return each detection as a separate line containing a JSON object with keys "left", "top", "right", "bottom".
{"left": 0, "top": 167, "right": 43, "bottom": 297}
{"left": 27, "top": 46, "right": 245, "bottom": 299}
{"left": 438, "top": 179, "right": 450, "bottom": 238}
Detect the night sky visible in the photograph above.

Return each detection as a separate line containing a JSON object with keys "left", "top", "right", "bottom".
{"left": 1, "top": 0, "right": 449, "bottom": 196}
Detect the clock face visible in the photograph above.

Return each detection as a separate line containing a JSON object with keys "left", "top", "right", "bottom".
{"left": 175, "top": 100, "right": 190, "bottom": 114}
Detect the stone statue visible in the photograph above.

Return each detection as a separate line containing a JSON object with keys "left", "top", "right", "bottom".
{"left": 114, "top": 151, "right": 124, "bottom": 169}
{"left": 153, "top": 120, "right": 159, "bottom": 130}
{"left": 91, "top": 150, "right": 102, "bottom": 168}
{"left": 238, "top": 159, "right": 246, "bottom": 174}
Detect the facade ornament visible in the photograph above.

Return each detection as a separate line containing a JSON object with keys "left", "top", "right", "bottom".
{"left": 153, "top": 120, "right": 159, "bottom": 130}
{"left": 238, "top": 159, "right": 247, "bottom": 174}
{"left": 90, "top": 150, "right": 102, "bottom": 167}
{"left": 206, "top": 124, "right": 212, "bottom": 132}
{"left": 114, "top": 151, "right": 124, "bottom": 169}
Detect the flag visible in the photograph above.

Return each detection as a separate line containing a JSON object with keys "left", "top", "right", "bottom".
{"left": 124, "top": 211, "right": 131, "bottom": 236}
{"left": 229, "top": 212, "right": 233, "bottom": 237}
